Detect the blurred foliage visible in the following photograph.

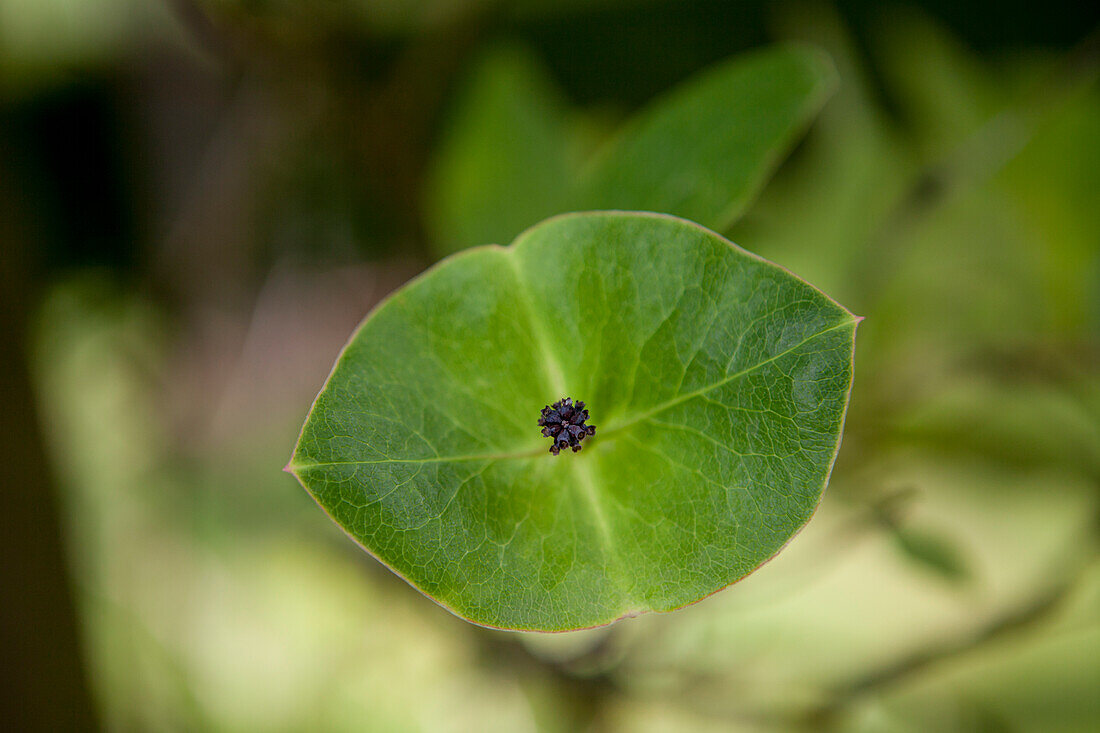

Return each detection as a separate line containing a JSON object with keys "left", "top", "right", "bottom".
{"left": 424, "top": 42, "right": 585, "bottom": 254}
{"left": 425, "top": 43, "right": 835, "bottom": 254}
{"left": 0, "top": 0, "right": 184, "bottom": 93}
{"left": 4, "top": 0, "right": 1099, "bottom": 730}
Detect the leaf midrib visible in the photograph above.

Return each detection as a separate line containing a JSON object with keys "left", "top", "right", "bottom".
{"left": 289, "top": 316, "right": 855, "bottom": 471}
{"left": 508, "top": 251, "right": 626, "bottom": 604}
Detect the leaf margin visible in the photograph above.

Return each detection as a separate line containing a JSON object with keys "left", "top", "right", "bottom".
{"left": 287, "top": 210, "right": 861, "bottom": 631}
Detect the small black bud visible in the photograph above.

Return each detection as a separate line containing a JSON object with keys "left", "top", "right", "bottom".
{"left": 537, "top": 397, "right": 596, "bottom": 455}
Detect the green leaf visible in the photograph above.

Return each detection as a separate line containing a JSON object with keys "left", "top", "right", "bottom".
{"left": 891, "top": 526, "right": 972, "bottom": 583}
{"left": 426, "top": 44, "right": 837, "bottom": 257}
{"left": 288, "top": 212, "right": 858, "bottom": 631}
{"left": 575, "top": 44, "right": 836, "bottom": 231}
{"left": 425, "top": 43, "right": 580, "bottom": 256}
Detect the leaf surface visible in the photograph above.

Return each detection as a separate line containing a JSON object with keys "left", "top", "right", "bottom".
{"left": 289, "top": 212, "right": 857, "bottom": 630}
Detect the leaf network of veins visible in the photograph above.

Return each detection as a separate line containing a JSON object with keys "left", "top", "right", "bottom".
{"left": 291, "top": 318, "right": 854, "bottom": 470}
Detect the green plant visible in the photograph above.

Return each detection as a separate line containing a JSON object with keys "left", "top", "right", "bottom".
{"left": 288, "top": 46, "right": 858, "bottom": 631}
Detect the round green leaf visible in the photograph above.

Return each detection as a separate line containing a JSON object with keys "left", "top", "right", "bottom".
{"left": 288, "top": 212, "right": 858, "bottom": 631}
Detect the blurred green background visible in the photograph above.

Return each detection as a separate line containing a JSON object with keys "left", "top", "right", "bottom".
{"left": 2, "top": 0, "right": 1099, "bottom": 730}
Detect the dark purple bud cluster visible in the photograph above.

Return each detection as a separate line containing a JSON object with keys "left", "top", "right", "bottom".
{"left": 538, "top": 398, "right": 596, "bottom": 455}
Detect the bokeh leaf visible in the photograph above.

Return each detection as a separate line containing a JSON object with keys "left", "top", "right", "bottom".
{"left": 289, "top": 212, "right": 857, "bottom": 630}
{"left": 576, "top": 44, "right": 836, "bottom": 231}
{"left": 427, "top": 44, "right": 836, "bottom": 257}
{"left": 890, "top": 525, "right": 971, "bottom": 583}
{"left": 425, "top": 43, "right": 581, "bottom": 257}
